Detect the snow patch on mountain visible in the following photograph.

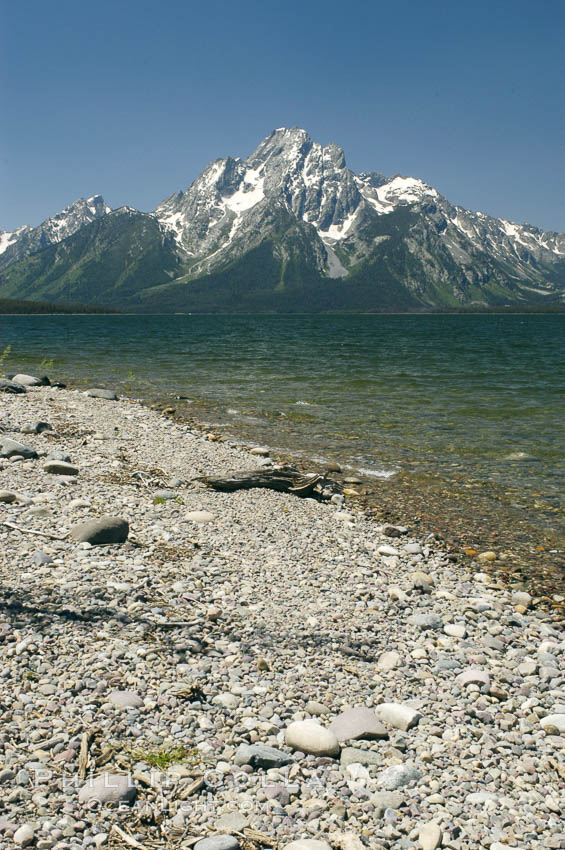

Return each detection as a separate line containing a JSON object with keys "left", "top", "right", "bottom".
{"left": 0, "top": 226, "right": 31, "bottom": 256}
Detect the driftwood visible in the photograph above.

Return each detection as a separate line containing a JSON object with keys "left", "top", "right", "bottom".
{"left": 195, "top": 465, "right": 341, "bottom": 500}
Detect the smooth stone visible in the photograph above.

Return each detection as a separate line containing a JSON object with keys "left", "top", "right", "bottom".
{"left": 540, "top": 714, "right": 565, "bottom": 734}
{"left": 377, "top": 544, "right": 400, "bottom": 556}
{"left": 329, "top": 707, "right": 388, "bottom": 742}
{"left": 340, "top": 747, "right": 381, "bottom": 769}
{"left": 249, "top": 447, "right": 269, "bottom": 456}
{"left": 0, "top": 490, "right": 16, "bottom": 503}
{"left": 285, "top": 720, "right": 340, "bottom": 757}
{"left": 512, "top": 591, "right": 532, "bottom": 609}
{"left": 233, "top": 744, "right": 293, "bottom": 769}
{"left": 12, "top": 373, "right": 45, "bottom": 386}
{"left": 194, "top": 838, "right": 239, "bottom": 850}
{"left": 78, "top": 773, "right": 137, "bottom": 804}
{"left": 0, "top": 378, "right": 26, "bottom": 393}
{"left": 466, "top": 791, "right": 498, "bottom": 804}
{"left": 21, "top": 421, "right": 52, "bottom": 434}
{"left": 32, "top": 551, "right": 54, "bottom": 565}
{"left": 69, "top": 516, "right": 129, "bottom": 545}
{"left": 44, "top": 461, "right": 79, "bottom": 476}
{"left": 377, "top": 764, "right": 421, "bottom": 790}
{"left": 371, "top": 791, "right": 405, "bottom": 817}
{"left": 215, "top": 812, "right": 248, "bottom": 832}
{"left": 282, "top": 842, "right": 331, "bottom": 850}
{"left": 0, "top": 438, "right": 38, "bottom": 460}
{"left": 411, "top": 571, "right": 434, "bottom": 586}
{"left": 376, "top": 650, "right": 402, "bottom": 670}
{"left": 456, "top": 668, "right": 491, "bottom": 689}
{"left": 47, "top": 450, "right": 72, "bottom": 462}
{"left": 478, "top": 551, "right": 497, "bottom": 561}
{"left": 109, "top": 691, "right": 144, "bottom": 709}
{"left": 418, "top": 821, "right": 442, "bottom": 850}
{"left": 153, "top": 489, "right": 177, "bottom": 501}
{"left": 408, "top": 613, "right": 443, "bottom": 630}
{"left": 13, "top": 825, "right": 35, "bottom": 847}
{"left": 86, "top": 388, "right": 118, "bottom": 400}
{"left": 404, "top": 542, "right": 422, "bottom": 554}
{"left": 382, "top": 524, "right": 406, "bottom": 538}
{"left": 186, "top": 510, "right": 216, "bottom": 523}
{"left": 444, "top": 623, "right": 466, "bottom": 638}
{"left": 305, "top": 700, "right": 331, "bottom": 716}
{"left": 326, "top": 461, "right": 342, "bottom": 472}
{"left": 375, "top": 703, "right": 421, "bottom": 731}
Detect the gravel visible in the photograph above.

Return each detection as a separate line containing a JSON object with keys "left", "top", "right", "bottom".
{"left": 0, "top": 385, "right": 563, "bottom": 849}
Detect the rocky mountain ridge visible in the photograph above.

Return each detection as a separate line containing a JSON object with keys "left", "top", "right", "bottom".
{"left": 1, "top": 129, "right": 564, "bottom": 311}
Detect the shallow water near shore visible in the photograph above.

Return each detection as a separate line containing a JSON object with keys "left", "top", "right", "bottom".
{"left": 2, "top": 312, "right": 564, "bottom": 592}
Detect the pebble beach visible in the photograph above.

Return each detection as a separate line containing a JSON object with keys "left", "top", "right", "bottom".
{"left": 0, "top": 379, "right": 564, "bottom": 850}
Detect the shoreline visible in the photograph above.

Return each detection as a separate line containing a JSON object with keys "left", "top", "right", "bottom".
{"left": 0, "top": 381, "right": 564, "bottom": 849}
{"left": 24, "top": 373, "right": 565, "bottom": 606}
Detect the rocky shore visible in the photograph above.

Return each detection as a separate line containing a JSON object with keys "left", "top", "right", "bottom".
{"left": 0, "top": 380, "right": 564, "bottom": 850}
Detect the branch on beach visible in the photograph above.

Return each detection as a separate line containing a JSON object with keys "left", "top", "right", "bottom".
{"left": 2, "top": 521, "right": 68, "bottom": 541}
{"left": 194, "top": 465, "right": 342, "bottom": 500}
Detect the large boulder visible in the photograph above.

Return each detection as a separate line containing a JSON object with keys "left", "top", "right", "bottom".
{"left": 69, "top": 516, "right": 129, "bottom": 545}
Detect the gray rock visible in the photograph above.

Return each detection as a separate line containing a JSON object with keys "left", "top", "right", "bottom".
{"left": 329, "top": 707, "right": 388, "bottom": 742}
{"left": 0, "top": 490, "right": 16, "bottom": 503}
{"left": 377, "top": 764, "right": 421, "bottom": 790}
{"left": 0, "top": 378, "right": 26, "bottom": 394}
{"left": 282, "top": 843, "right": 331, "bottom": 850}
{"left": 418, "top": 822, "right": 442, "bottom": 850}
{"left": 69, "top": 516, "right": 129, "bottom": 545}
{"left": 12, "top": 373, "right": 45, "bottom": 387}
{"left": 466, "top": 791, "right": 498, "bottom": 804}
{"left": 512, "top": 591, "right": 532, "bottom": 609}
{"left": 78, "top": 773, "right": 137, "bottom": 805}
{"left": 376, "top": 650, "right": 402, "bottom": 670}
{"left": 44, "top": 461, "right": 79, "bottom": 476}
{"left": 540, "top": 714, "right": 565, "bottom": 734}
{"left": 0, "top": 438, "right": 38, "bottom": 460}
{"left": 193, "top": 837, "right": 239, "bottom": 850}
{"left": 456, "top": 668, "right": 491, "bottom": 689}
{"left": 408, "top": 613, "right": 443, "bottom": 630}
{"left": 186, "top": 510, "right": 216, "bottom": 523}
{"left": 13, "top": 825, "right": 35, "bottom": 846}
{"left": 340, "top": 747, "right": 381, "bottom": 769}
{"left": 305, "top": 700, "right": 331, "bottom": 716}
{"left": 153, "top": 489, "right": 177, "bottom": 501}
{"left": 86, "top": 388, "right": 119, "bottom": 400}
{"left": 21, "top": 421, "right": 53, "bottom": 434}
{"left": 233, "top": 744, "right": 293, "bottom": 769}
{"left": 215, "top": 812, "right": 248, "bottom": 832}
{"left": 47, "top": 450, "right": 72, "bottom": 462}
{"left": 371, "top": 791, "right": 405, "bottom": 817}
{"left": 109, "top": 691, "right": 144, "bottom": 709}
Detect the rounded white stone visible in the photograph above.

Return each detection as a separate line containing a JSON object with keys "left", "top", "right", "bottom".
{"left": 186, "top": 510, "right": 216, "bottom": 523}
{"left": 285, "top": 719, "right": 340, "bottom": 757}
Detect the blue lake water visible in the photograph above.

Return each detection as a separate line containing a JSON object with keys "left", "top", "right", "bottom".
{"left": 2, "top": 313, "right": 564, "bottom": 580}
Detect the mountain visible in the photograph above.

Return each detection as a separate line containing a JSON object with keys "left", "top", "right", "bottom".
{"left": 0, "top": 195, "right": 110, "bottom": 270}
{"left": 1, "top": 129, "right": 564, "bottom": 311}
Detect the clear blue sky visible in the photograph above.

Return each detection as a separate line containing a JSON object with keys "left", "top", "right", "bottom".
{"left": 1, "top": 0, "right": 564, "bottom": 233}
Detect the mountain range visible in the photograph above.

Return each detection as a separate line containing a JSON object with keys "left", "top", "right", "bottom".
{"left": 1, "top": 127, "right": 564, "bottom": 312}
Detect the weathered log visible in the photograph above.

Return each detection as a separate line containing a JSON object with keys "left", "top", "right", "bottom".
{"left": 195, "top": 465, "right": 341, "bottom": 499}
